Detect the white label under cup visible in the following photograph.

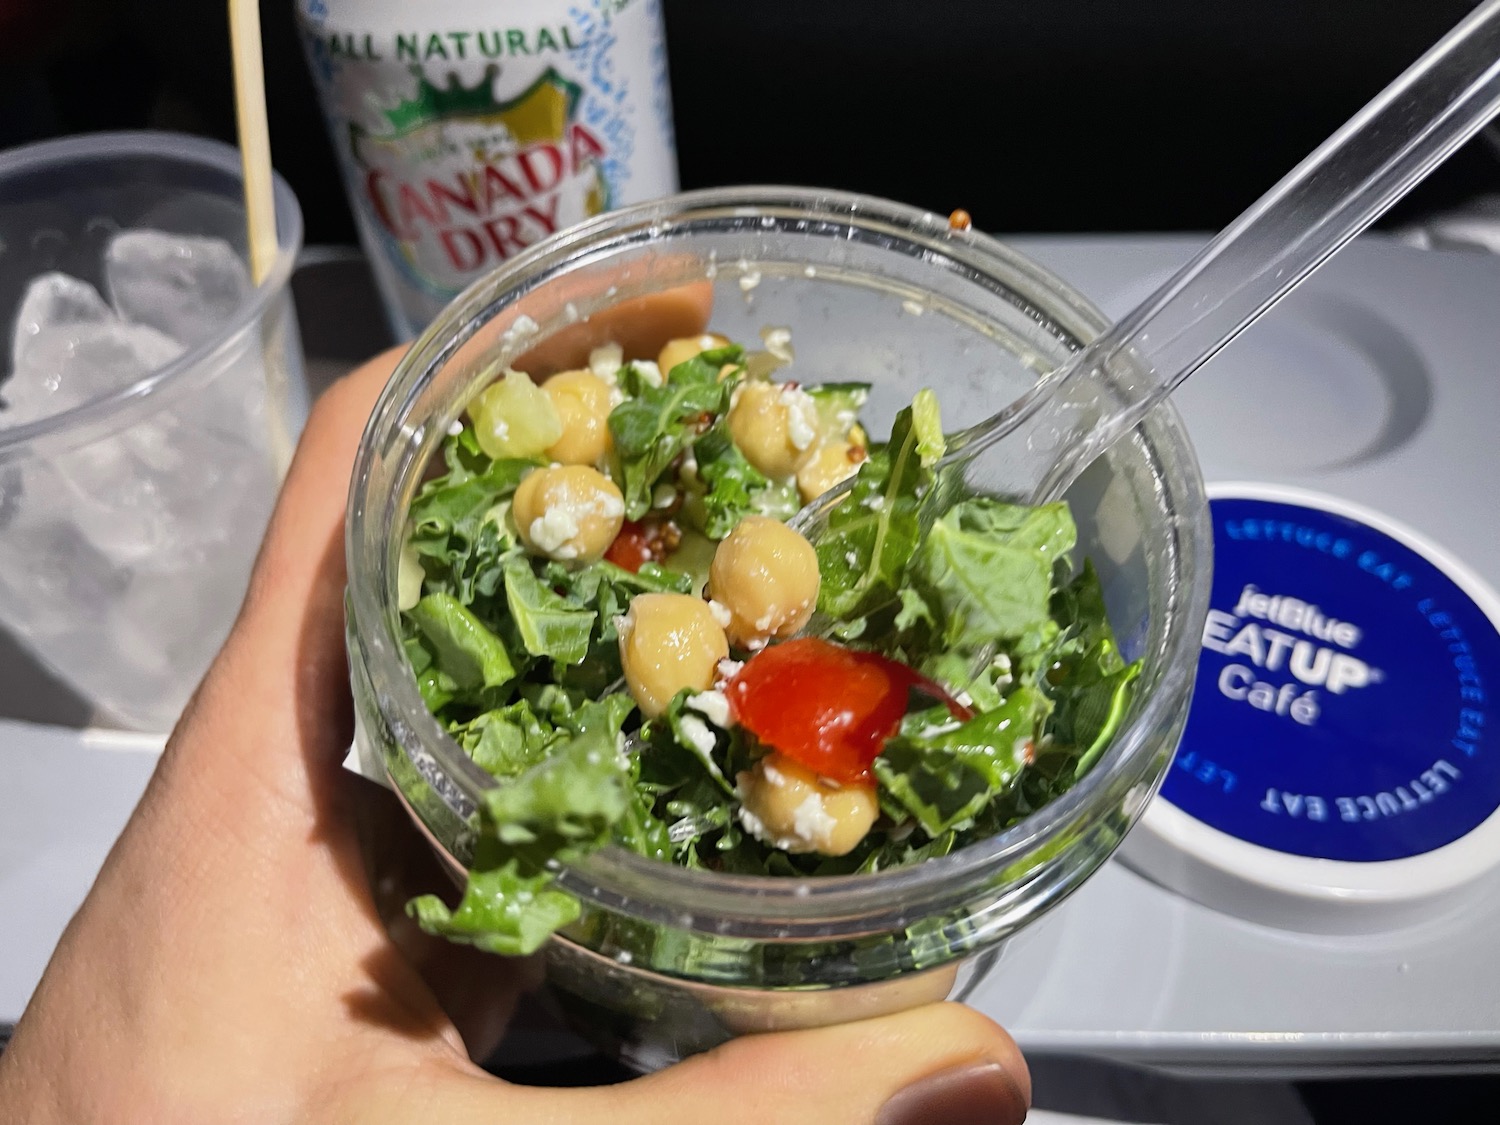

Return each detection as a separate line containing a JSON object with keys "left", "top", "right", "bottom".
{"left": 1128, "top": 484, "right": 1500, "bottom": 932}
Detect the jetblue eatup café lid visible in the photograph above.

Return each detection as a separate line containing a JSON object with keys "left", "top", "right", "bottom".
{"left": 1124, "top": 483, "right": 1500, "bottom": 933}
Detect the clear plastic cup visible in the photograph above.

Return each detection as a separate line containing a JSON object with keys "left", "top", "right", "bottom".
{"left": 0, "top": 132, "right": 307, "bottom": 732}
{"left": 345, "top": 187, "right": 1212, "bottom": 1069}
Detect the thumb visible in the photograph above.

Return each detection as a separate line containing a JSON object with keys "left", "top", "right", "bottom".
{"left": 379, "top": 1001, "right": 1030, "bottom": 1125}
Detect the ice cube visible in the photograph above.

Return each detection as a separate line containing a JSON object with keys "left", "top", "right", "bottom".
{"left": 105, "top": 229, "right": 251, "bottom": 346}
{"left": 1, "top": 318, "right": 184, "bottom": 427}
{"left": 10, "top": 272, "right": 114, "bottom": 371}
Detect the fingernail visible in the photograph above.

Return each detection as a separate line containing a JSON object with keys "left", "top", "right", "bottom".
{"left": 875, "top": 1061, "right": 1028, "bottom": 1125}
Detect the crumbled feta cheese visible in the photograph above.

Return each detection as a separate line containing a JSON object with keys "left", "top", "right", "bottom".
{"left": 678, "top": 714, "right": 717, "bottom": 758}
{"left": 761, "top": 759, "right": 786, "bottom": 787}
{"left": 446, "top": 419, "right": 464, "bottom": 436}
{"left": 500, "top": 314, "right": 539, "bottom": 348}
{"left": 595, "top": 491, "right": 625, "bottom": 519}
{"left": 706, "top": 600, "right": 732, "bottom": 629}
{"left": 564, "top": 301, "right": 581, "bottom": 323}
{"left": 738, "top": 269, "right": 762, "bottom": 293}
{"left": 686, "top": 689, "right": 732, "bottom": 728}
{"left": 589, "top": 342, "right": 623, "bottom": 382}
{"left": 844, "top": 550, "right": 858, "bottom": 566}
{"left": 760, "top": 325, "right": 794, "bottom": 363}
{"left": 632, "top": 359, "right": 664, "bottom": 388}
{"left": 791, "top": 794, "right": 837, "bottom": 848}
{"left": 863, "top": 493, "right": 885, "bottom": 511}
{"left": 783, "top": 386, "right": 820, "bottom": 451}
{"left": 737, "top": 806, "right": 773, "bottom": 844}
{"left": 529, "top": 506, "right": 581, "bottom": 557}
{"left": 955, "top": 690, "right": 975, "bottom": 708}
{"left": 716, "top": 658, "right": 744, "bottom": 682}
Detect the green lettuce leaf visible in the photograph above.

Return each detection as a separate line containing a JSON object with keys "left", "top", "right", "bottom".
{"left": 814, "top": 392, "right": 939, "bottom": 620}
{"left": 483, "top": 727, "right": 631, "bottom": 853}
{"left": 1045, "top": 562, "right": 1143, "bottom": 774}
{"left": 911, "top": 387, "right": 947, "bottom": 464}
{"left": 405, "top": 432, "right": 536, "bottom": 604}
{"left": 409, "top": 455, "right": 535, "bottom": 540}
{"left": 409, "top": 721, "right": 634, "bottom": 956}
{"left": 402, "top": 632, "right": 455, "bottom": 712}
{"left": 906, "top": 498, "right": 1076, "bottom": 651}
{"left": 692, "top": 420, "right": 770, "bottom": 539}
{"left": 458, "top": 698, "right": 562, "bottom": 779}
{"left": 609, "top": 354, "right": 731, "bottom": 518}
{"left": 638, "top": 690, "right": 734, "bottom": 795}
{"left": 874, "top": 686, "right": 1047, "bottom": 836}
{"left": 406, "top": 853, "right": 580, "bottom": 956}
{"left": 502, "top": 557, "right": 595, "bottom": 664}
{"left": 614, "top": 785, "right": 676, "bottom": 864}
{"left": 406, "top": 592, "right": 516, "bottom": 696}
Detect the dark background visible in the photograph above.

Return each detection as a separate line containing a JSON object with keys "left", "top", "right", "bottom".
{"left": 1, "top": 0, "right": 1495, "bottom": 243}
{"left": 3, "top": 2, "right": 1499, "bottom": 1120}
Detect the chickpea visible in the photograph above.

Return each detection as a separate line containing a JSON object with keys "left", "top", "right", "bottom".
{"left": 795, "top": 440, "right": 864, "bottom": 503}
{"left": 512, "top": 464, "right": 625, "bottom": 563}
{"left": 726, "top": 381, "right": 822, "bottom": 479}
{"left": 657, "top": 332, "right": 730, "bottom": 376}
{"left": 737, "top": 753, "right": 878, "bottom": 856}
{"left": 542, "top": 368, "right": 614, "bottom": 466}
{"left": 619, "top": 593, "right": 729, "bottom": 718}
{"left": 707, "top": 515, "right": 819, "bottom": 646}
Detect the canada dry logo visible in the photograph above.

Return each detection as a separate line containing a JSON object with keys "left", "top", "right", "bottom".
{"left": 350, "top": 64, "right": 609, "bottom": 296}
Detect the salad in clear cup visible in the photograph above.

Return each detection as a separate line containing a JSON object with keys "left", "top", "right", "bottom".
{"left": 346, "top": 188, "right": 1211, "bottom": 1069}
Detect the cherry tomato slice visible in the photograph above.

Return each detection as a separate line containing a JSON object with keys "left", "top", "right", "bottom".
{"left": 725, "top": 637, "right": 972, "bottom": 783}
{"left": 604, "top": 520, "right": 654, "bottom": 573}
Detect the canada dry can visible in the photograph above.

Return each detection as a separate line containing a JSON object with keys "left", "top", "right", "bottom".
{"left": 294, "top": 0, "right": 679, "bottom": 338}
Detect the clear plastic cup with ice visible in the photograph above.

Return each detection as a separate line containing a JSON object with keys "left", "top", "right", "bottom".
{"left": 0, "top": 133, "right": 306, "bottom": 731}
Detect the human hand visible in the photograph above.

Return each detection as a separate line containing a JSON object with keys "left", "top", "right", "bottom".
{"left": 0, "top": 344, "right": 1030, "bottom": 1125}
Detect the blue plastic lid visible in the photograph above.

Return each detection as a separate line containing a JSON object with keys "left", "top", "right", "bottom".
{"left": 1126, "top": 484, "right": 1500, "bottom": 933}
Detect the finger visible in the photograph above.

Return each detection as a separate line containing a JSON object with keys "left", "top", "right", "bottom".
{"left": 355, "top": 786, "right": 546, "bottom": 1061}
{"left": 440, "top": 273, "right": 713, "bottom": 382}
{"left": 195, "top": 279, "right": 716, "bottom": 800}
{"left": 514, "top": 281, "right": 714, "bottom": 373}
{"left": 158, "top": 344, "right": 405, "bottom": 808}
{"left": 229, "top": 344, "right": 409, "bottom": 716}
{"left": 371, "top": 1001, "right": 1030, "bottom": 1125}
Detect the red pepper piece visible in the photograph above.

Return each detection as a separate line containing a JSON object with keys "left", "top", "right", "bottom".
{"left": 725, "top": 637, "right": 971, "bottom": 783}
